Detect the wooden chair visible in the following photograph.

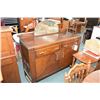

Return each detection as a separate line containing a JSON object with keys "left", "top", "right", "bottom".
{"left": 25, "top": 20, "right": 37, "bottom": 32}
{"left": 81, "top": 20, "right": 88, "bottom": 33}
{"left": 10, "top": 25, "right": 18, "bottom": 35}
{"left": 68, "top": 20, "right": 77, "bottom": 34}
{"left": 64, "top": 63, "right": 89, "bottom": 83}
{"left": 59, "top": 20, "right": 70, "bottom": 33}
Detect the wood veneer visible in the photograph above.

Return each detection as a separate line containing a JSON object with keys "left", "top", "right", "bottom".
{"left": 0, "top": 26, "right": 20, "bottom": 83}
{"left": 19, "top": 32, "right": 81, "bottom": 82}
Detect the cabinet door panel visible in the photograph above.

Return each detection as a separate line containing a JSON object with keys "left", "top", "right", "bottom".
{"left": 1, "top": 32, "right": 15, "bottom": 57}
{"left": 61, "top": 40, "right": 80, "bottom": 68}
{"left": 61, "top": 46, "right": 73, "bottom": 68}
{"left": 1, "top": 57, "right": 20, "bottom": 83}
{"left": 35, "top": 53, "right": 60, "bottom": 80}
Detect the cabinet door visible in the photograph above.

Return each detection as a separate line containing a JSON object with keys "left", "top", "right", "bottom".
{"left": 0, "top": 31, "right": 15, "bottom": 57}
{"left": 1, "top": 57, "right": 20, "bottom": 83}
{"left": 61, "top": 39, "right": 80, "bottom": 68}
{"left": 61, "top": 44, "right": 73, "bottom": 68}
{"left": 35, "top": 52, "right": 60, "bottom": 80}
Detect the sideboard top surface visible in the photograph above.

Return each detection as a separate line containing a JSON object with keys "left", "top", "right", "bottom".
{"left": 19, "top": 33, "right": 81, "bottom": 49}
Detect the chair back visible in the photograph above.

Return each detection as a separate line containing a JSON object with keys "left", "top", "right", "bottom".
{"left": 60, "top": 20, "right": 70, "bottom": 33}
{"left": 64, "top": 63, "right": 88, "bottom": 83}
{"left": 68, "top": 20, "right": 77, "bottom": 34}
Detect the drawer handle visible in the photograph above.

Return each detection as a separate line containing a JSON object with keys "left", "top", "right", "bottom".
{"left": 56, "top": 53, "right": 59, "bottom": 60}
{"left": 54, "top": 47, "right": 59, "bottom": 51}
{"left": 62, "top": 52, "right": 64, "bottom": 58}
{"left": 64, "top": 45, "right": 68, "bottom": 48}
{"left": 39, "top": 52, "right": 45, "bottom": 55}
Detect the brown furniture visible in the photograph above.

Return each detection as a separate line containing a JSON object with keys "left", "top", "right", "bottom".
{"left": 68, "top": 20, "right": 77, "bottom": 34}
{"left": 18, "top": 17, "right": 36, "bottom": 32}
{"left": 42, "top": 17, "right": 69, "bottom": 33}
{"left": 0, "top": 26, "right": 20, "bottom": 83}
{"left": 19, "top": 32, "right": 81, "bottom": 82}
{"left": 64, "top": 63, "right": 89, "bottom": 83}
{"left": 86, "top": 18, "right": 99, "bottom": 28}
{"left": 95, "top": 60, "right": 100, "bottom": 71}
{"left": 83, "top": 70, "right": 100, "bottom": 83}
{"left": 68, "top": 20, "right": 87, "bottom": 34}
{"left": 71, "top": 51, "right": 100, "bottom": 73}
{"left": 60, "top": 20, "right": 70, "bottom": 33}
{"left": 75, "top": 21, "right": 87, "bottom": 33}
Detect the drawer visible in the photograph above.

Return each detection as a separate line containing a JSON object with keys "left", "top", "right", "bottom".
{"left": 63, "top": 39, "right": 80, "bottom": 47}
{"left": 73, "top": 38, "right": 80, "bottom": 43}
{"left": 35, "top": 45, "right": 60, "bottom": 57}
{"left": 1, "top": 57, "right": 13, "bottom": 66}
{"left": 63, "top": 41, "right": 73, "bottom": 48}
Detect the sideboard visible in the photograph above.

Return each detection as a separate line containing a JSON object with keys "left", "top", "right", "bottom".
{"left": 19, "top": 33, "right": 81, "bottom": 82}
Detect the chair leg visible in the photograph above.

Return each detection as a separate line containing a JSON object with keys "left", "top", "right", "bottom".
{"left": 71, "top": 57, "right": 76, "bottom": 68}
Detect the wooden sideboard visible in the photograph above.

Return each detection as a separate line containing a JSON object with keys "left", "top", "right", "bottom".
{"left": 0, "top": 26, "right": 20, "bottom": 83}
{"left": 19, "top": 33, "right": 81, "bottom": 82}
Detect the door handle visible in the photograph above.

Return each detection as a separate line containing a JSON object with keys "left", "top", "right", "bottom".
{"left": 64, "top": 45, "right": 68, "bottom": 48}
{"left": 39, "top": 51, "right": 45, "bottom": 55}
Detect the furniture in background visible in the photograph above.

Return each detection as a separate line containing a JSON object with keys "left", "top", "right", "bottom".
{"left": 64, "top": 63, "right": 89, "bottom": 83}
{"left": 68, "top": 19, "right": 87, "bottom": 34}
{"left": 18, "top": 17, "right": 37, "bottom": 32}
{"left": 0, "top": 26, "right": 20, "bottom": 83}
{"left": 83, "top": 70, "right": 100, "bottom": 83}
{"left": 71, "top": 51, "right": 99, "bottom": 73}
{"left": 1, "top": 18, "right": 20, "bottom": 32}
{"left": 59, "top": 20, "right": 70, "bottom": 33}
{"left": 19, "top": 32, "right": 81, "bottom": 82}
{"left": 71, "top": 39, "right": 100, "bottom": 72}
{"left": 68, "top": 19, "right": 77, "bottom": 34}
{"left": 46, "top": 17, "right": 70, "bottom": 33}
{"left": 86, "top": 18, "right": 99, "bottom": 28}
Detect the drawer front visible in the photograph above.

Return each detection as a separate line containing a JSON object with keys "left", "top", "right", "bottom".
{"left": 63, "top": 38, "right": 80, "bottom": 47}
{"left": 73, "top": 38, "right": 80, "bottom": 44}
{"left": 1, "top": 57, "right": 13, "bottom": 66}
{"left": 35, "top": 44, "right": 60, "bottom": 57}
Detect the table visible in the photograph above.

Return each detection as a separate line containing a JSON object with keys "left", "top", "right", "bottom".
{"left": 83, "top": 70, "right": 100, "bottom": 83}
{"left": 71, "top": 51, "right": 100, "bottom": 72}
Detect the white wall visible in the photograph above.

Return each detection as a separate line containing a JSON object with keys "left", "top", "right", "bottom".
{"left": 91, "top": 26, "right": 100, "bottom": 39}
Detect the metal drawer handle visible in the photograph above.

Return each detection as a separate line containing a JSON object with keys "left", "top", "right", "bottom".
{"left": 62, "top": 52, "right": 64, "bottom": 58}
{"left": 39, "top": 52, "right": 45, "bottom": 55}
{"left": 54, "top": 47, "right": 59, "bottom": 50}
{"left": 64, "top": 45, "right": 68, "bottom": 48}
{"left": 56, "top": 53, "right": 59, "bottom": 60}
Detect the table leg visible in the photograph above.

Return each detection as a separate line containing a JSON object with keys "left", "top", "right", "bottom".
{"left": 71, "top": 57, "right": 76, "bottom": 68}
{"left": 95, "top": 60, "right": 100, "bottom": 71}
{"left": 87, "top": 62, "right": 95, "bottom": 73}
